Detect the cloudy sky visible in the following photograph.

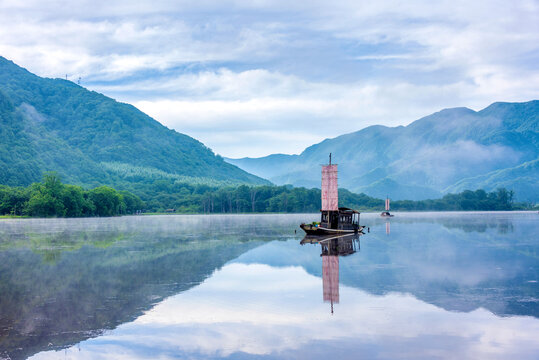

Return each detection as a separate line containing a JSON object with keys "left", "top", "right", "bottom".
{"left": 0, "top": 0, "right": 537, "bottom": 158}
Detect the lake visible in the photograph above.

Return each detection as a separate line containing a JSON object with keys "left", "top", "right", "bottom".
{"left": 0, "top": 212, "right": 538, "bottom": 359}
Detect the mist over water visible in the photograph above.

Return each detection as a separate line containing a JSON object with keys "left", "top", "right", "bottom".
{"left": 0, "top": 212, "right": 537, "bottom": 359}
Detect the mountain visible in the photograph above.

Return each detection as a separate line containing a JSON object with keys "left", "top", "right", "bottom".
{"left": 445, "top": 158, "right": 539, "bottom": 200}
{"left": 0, "top": 56, "right": 268, "bottom": 189}
{"left": 227, "top": 101, "right": 539, "bottom": 201}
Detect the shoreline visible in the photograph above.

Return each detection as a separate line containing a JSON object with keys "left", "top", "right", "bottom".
{"left": 1, "top": 210, "right": 537, "bottom": 220}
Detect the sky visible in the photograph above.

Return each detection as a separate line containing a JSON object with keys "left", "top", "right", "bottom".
{"left": 0, "top": 0, "right": 538, "bottom": 158}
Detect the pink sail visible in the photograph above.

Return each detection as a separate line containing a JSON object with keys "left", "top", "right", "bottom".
{"left": 385, "top": 198, "right": 390, "bottom": 211}
{"left": 321, "top": 165, "right": 338, "bottom": 211}
{"left": 322, "top": 255, "right": 339, "bottom": 303}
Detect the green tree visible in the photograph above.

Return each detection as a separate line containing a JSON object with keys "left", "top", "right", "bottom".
{"left": 42, "top": 172, "right": 63, "bottom": 197}
{"left": 24, "top": 173, "right": 66, "bottom": 217}
{"left": 25, "top": 189, "right": 65, "bottom": 217}
{"left": 89, "top": 186, "right": 123, "bottom": 216}
{"left": 119, "top": 190, "right": 144, "bottom": 214}
{"left": 0, "top": 185, "right": 30, "bottom": 215}
{"left": 61, "top": 184, "right": 92, "bottom": 217}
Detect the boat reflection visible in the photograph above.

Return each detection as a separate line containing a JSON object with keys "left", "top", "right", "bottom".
{"left": 301, "top": 234, "right": 361, "bottom": 314}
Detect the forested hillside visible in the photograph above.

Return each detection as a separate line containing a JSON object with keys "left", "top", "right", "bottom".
{"left": 0, "top": 56, "right": 268, "bottom": 189}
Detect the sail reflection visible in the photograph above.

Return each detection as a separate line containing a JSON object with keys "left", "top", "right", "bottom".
{"left": 302, "top": 234, "right": 361, "bottom": 314}
{"left": 322, "top": 256, "right": 339, "bottom": 312}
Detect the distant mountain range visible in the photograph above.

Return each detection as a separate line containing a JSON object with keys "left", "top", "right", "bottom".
{"left": 0, "top": 56, "right": 268, "bottom": 189}
{"left": 1, "top": 56, "right": 536, "bottom": 202}
{"left": 227, "top": 101, "right": 539, "bottom": 201}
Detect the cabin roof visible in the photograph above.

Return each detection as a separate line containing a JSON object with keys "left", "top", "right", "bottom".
{"left": 338, "top": 207, "right": 360, "bottom": 214}
{"left": 319, "top": 207, "right": 360, "bottom": 214}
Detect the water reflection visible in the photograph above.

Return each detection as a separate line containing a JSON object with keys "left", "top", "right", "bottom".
{"left": 242, "top": 213, "right": 538, "bottom": 319}
{"left": 302, "top": 234, "right": 361, "bottom": 313}
{"left": 321, "top": 236, "right": 359, "bottom": 314}
{"left": 30, "top": 256, "right": 539, "bottom": 360}
{"left": 0, "top": 212, "right": 537, "bottom": 360}
{"left": 0, "top": 215, "right": 296, "bottom": 360}
{"left": 367, "top": 211, "right": 521, "bottom": 234}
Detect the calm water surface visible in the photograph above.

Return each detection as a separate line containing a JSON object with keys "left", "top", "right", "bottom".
{"left": 0, "top": 212, "right": 538, "bottom": 359}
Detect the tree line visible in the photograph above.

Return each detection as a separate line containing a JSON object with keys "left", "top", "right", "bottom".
{"left": 0, "top": 173, "right": 143, "bottom": 217}
{"left": 188, "top": 185, "right": 521, "bottom": 213}
{"left": 391, "top": 188, "right": 519, "bottom": 211}
{"left": 121, "top": 180, "right": 522, "bottom": 214}
{"left": 0, "top": 174, "right": 525, "bottom": 218}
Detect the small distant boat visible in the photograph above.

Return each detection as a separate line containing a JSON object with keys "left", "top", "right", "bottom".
{"left": 380, "top": 196, "right": 394, "bottom": 217}
{"left": 300, "top": 154, "right": 364, "bottom": 235}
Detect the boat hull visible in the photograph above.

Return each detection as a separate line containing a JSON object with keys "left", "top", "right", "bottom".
{"left": 300, "top": 223, "right": 359, "bottom": 235}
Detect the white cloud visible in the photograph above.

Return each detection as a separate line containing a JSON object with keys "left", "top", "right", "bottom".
{"left": 0, "top": 0, "right": 537, "bottom": 157}
{"left": 130, "top": 68, "right": 537, "bottom": 157}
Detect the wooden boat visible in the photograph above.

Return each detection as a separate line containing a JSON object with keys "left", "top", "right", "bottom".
{"left": 300, "top": 223, "right": 360, "bottom": 235}
{"left": 301, "top": 207, "right": 362, "bottom": 235}
{"left": 300, "top": 154, "right": 363, "bottom": 235}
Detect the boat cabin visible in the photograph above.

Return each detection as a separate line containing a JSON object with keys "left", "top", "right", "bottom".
{"left": 320, "top": 207, "right": 360, "bottom": 231}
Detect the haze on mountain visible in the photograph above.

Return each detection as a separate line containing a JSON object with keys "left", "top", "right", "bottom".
{"left": 0, "top": 56, "right": 268, "bottom": 189}
{"left": 227, "top": 101, "right": 539, "bottom": 202}
{"left": 1, "top": 55, "right": 537, "bottom": 204}
{"left": 1, "top": 1, "right": 537, "bottom": 159}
